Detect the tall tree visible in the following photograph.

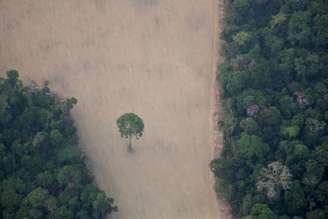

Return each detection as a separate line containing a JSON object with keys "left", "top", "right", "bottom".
{"left": 117, "top": 113, "right": 144, "bottom": 152}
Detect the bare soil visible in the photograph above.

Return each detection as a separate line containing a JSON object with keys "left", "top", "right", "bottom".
{"left": 0, "top": 0, "right": 230, "bottom": 218}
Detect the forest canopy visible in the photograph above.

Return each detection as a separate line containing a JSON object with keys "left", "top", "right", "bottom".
{"left": 211, "top": 0, "right": 328, "bottom": 219}
{"left": 0, "top": 70, "right": 115, "bottom": 218}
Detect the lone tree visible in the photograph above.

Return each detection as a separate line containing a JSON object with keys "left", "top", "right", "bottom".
{"left": 116, "top": 113, "right": 144, "bottom": 152}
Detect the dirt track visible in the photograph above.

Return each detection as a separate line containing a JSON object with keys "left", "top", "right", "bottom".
{"left": 0, "top": 0, "right": 229, "bottom": 218}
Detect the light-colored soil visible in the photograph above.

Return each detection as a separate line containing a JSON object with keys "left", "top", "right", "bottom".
{"left": 0, "top": 0, "right": 230, "bottom": 218}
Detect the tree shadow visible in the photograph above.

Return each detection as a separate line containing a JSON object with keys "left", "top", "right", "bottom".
{"left": 126, "top": 140, "right": 134, "bottom": 153}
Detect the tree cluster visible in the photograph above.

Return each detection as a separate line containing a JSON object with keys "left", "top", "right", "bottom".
{"left": 0, "top": 71, "right": 116, "bottom": 218}
{"left": 211, "top": 0, "right": 328, "bottom": 218}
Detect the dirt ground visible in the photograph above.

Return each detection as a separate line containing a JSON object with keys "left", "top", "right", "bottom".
{"left": 0, "top": 0, "right": 230, "bottom": 218}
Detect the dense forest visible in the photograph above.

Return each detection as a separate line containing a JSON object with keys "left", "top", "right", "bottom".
{"left": 0, "top": 71, "right": 116, "bottom": 218}
{"left": 211, "top": 0, "right": 328, "bottom": 218}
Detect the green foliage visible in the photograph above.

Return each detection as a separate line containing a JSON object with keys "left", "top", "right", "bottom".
{"left": 233, "top": 31, "right": 252, "bottom": 48}
{"left": 0, "top": 71, "right": 116, "bottom": 218}
{"left": 25, "top": 187, "right": 49, "bottom": 209}
{"left": 212, "top": 0, "right": 328, "bottom": 218}
{"left": 240, "top": 118, "right": 260, "bottom": 135}
{"left": 288, "top": 11, "right": 311, "bottom": 45}
{"left": 117, "top": 113, "right": 144, "bottom": 139}
{"left": 117, "top": 112, "right": 144, "bottom": 151}
{"left": 251, "top": 203, "right": 279, "bottom": 219}
{"left": 282, "top": 126, "right": 300, "bottom": 139}
{"left": 235, "top": 133, "right": 270, "bottom": 162}
{"left": 306, "top": 209, "right": 326, "bottom": 219}
{"left": 284, "top": 181, "right": 306, "bottom": 215}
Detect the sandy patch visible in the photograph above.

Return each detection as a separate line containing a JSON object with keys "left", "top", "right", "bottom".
{"left": 0, "top": 0, "right": 230, "bottom": 218}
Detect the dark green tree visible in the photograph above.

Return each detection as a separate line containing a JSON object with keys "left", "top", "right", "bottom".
{"left": 117, "top": 113, "right": 144, "bottom": 152}
{"left": 0, "top": 71, "right": 116, "bottom": 218}
{"left": 211, "top": 0, "right": 328, "bottom": 218}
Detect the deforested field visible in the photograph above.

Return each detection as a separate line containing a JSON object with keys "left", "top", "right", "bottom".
{"left": 0, "top": 0, "right": 229, "bottom": 218}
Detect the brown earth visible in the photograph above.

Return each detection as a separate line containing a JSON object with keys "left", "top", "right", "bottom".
{"left": 0, "top": 0, "right": 230, "bottom": 218}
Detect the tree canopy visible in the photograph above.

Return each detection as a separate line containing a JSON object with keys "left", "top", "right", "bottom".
{"left": 0, "top": 71, "right": 116, "bottom": 218}
{"left": 117, "top": 113, "right": 144, "bottom": 139}
{"left": 211, "top": 0, "right": 328, "bottom": 218}
{"left": 117, "top": 113, "right": 144, "bottom": 151}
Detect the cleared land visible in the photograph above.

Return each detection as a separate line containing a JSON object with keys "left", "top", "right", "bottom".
{"left": 0, "top": 0, "right": 229, "bottom": 218}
